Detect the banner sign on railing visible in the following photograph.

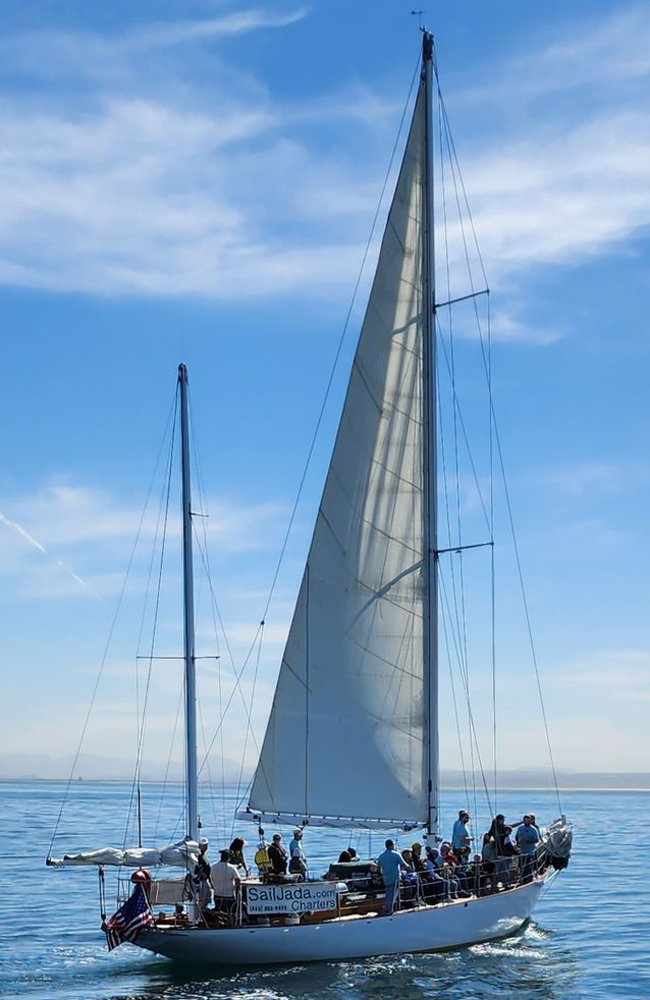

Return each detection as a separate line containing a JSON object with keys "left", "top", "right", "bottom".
{"left": 246, "top": 881, "right": 339, "bottom": 914}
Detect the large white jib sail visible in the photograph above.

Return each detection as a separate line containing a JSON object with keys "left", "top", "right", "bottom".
{"left": 243, "top": 87, "right": 428, "bottom": 830}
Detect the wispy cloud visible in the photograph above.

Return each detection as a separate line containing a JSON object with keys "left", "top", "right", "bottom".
{"left": 122, "top": 8, "right": 308, "bottom": 52}
{"left": 0, "top": 507, "right": 98, "bottom": 596}
{"left": 0, "top": 6, "right": 650, "bottom": 305}
{"left": 557, "top": 649, "right": 650, "bottom": 704}
{"left": 535, "top": 461, "right": 650, "bottom": 497}
{"left": 0, "top": 482, "right": 288, "bottom": 597}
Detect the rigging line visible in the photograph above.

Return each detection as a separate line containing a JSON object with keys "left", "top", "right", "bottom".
{"left": 435, "top": 75, "right": 489, "bottom": 289}
{"left": 440, "top": 596, "right": 471, "bottom": 809}
{"left": 184, "top": 401, "right": 219, "bottom": 835}
{"left": 191, "top": 527, "right": 270, "bottom": 793}
{"left": 187, "top": 395, "right": 228, "bottom": 825}
{"left": 438, "top": 565, "right": 493, "bottom": 815}
{"left": 437, "top": 94, "right": 464, "bottom": 673}
{"left": 130, "top": 395, "right": 180, "bottom": 844}
{"left": 197, "top": 676, "right": 219, "bottom": 838}
{"left": 240, "top": 52, "right": 422, "bottom": 666}
{"left": 437, "top": 97, "right": 477, "bottom": 824}
{"left": 232, "top": 622, "right": 265, "bottom": 839}
{"left": 436, "top": 85, "right": 500, "bottom": 820}
{"left": 493, "top": 415, "right": 562, "bottom": 815}
{"left": 153, "top": 683, "right": 184, "bottom": 843}
{"left": 47, "top": 390, "right": 178, "bottom": 857}
{"left": 437, "top": 90, "right": 560, "bottom": 813}
{"left": 436, "top": 323, "right": 491, "bottom": 533}
{"left": 488, "top": 292, "right": 497, "bottom": 812}
{"left": 124, "top": 400, "right": 177, "bottom": 850}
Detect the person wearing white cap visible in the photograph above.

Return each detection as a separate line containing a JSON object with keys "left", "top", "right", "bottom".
{"left": 193, "top": 837, "right": 212, "bottom": 910}
{"left": 289, "top": 828, "right": 308, "bottom": 875}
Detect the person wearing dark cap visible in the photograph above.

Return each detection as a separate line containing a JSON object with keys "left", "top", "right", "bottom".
{"left": 268, "top": 833, "right": 288, "bottom": 875}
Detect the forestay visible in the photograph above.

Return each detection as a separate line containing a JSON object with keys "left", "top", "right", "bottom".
{"left": 244, "top": 87, "right": 427, "bottom": 830}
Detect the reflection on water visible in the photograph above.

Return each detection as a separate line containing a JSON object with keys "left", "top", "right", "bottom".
{"left": 2, "top": 785, "right": 648, "bottom": 1000}
{"left": 97, "top": 925, "right": 579, "bottom": 1000}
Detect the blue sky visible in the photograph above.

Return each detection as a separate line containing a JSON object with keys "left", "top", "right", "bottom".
{"left": 1, "top": 1, "right": 649, "bottom": 786}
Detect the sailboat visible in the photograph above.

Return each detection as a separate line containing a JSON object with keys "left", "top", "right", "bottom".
{"left": 47, "top": 31, "right": 572, "bottom": 964}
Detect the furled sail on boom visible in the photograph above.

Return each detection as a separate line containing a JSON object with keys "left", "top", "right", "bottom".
{"left": 243, "top": 87, "right": 427, "bottom": 830}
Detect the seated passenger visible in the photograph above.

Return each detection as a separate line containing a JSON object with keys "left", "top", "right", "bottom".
{"left": 338, "top": 850, "right": 352, "bottom": 863}
{"left": 411, "top": 842, "right": 427, "bottom": 871}
{"left": 401, "top": 848, "right": 416, "bottom": 872}
{"left": 468, "top": 853, "right": 486, "bottom": 896}
{"left": 440, "top": 842, "right": 470, "bottom": 895}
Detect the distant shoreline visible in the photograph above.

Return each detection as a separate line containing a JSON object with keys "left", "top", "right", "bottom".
{"left": 2, "top": 777, "right": 650, "bottom": 792}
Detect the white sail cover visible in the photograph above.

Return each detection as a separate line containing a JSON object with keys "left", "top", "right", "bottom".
{"left": 245, "top": 88, "right": 427, "bottom": 829}
{"left": 47, "top": 837, "right": 199, "bottom": 869}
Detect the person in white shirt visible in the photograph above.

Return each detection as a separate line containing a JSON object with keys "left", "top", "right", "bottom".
{"left": 212, "top": 849, "right": 241, "bottom": 913}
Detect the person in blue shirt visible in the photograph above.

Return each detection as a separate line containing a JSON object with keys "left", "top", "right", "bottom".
{"left": 377, "top": 839, "right": 409, "bottom": 914}
{"left": 515, "top": 815, "right": 540, "bottom": 883}
{"left": 451, "top": 810, "right": 471, "bottom": 857}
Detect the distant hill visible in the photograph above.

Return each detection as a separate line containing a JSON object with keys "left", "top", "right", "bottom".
{"left": 0, "top": 751, "right": 245, "bottom": 783}
{"left": 1, "top": 753, "right": 649, "bottom": 789}
{"left": 441, "top": 769, "right": 650, "bottom": 790}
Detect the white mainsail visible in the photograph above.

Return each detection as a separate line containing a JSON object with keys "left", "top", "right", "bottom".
{"left": 245, "top": 87, "right": 427, "bottom": 830}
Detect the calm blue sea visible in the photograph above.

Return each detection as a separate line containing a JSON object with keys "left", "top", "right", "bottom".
{"left": 1, "top": 782, "right": 648, "bottom": 1000}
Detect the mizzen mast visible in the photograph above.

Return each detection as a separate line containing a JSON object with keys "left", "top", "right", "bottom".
{"left": 421, "top": 30, "right": 440, "bottom": 840}
{"left": 178, "top": 363, "right": 199, "bottom": 842}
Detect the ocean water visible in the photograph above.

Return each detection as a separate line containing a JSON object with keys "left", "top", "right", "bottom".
{"left": 1, "top": 781, "right": 648, "bottom": 1000}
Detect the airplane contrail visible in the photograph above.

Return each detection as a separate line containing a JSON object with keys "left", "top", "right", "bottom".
{"left": 0, "top": 509, "right": 100, "bottom": 598}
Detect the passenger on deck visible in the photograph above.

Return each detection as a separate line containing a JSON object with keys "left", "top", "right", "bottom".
{"left": 193, "top": 837, "right": 212, "bottom": 910}
{"left": 515, "top": 815, "right": 540, "bottom": 883}
{"left": 228, "top": 837, "right": 250, "bottom": 877}
{"left": 498, "top": 825, "right": 519, "bottom": 888}
{"left": 481, "top": 833, "right": 497, "bottom": 892}
{"left": 212, "top": 849, "right": 241, "bottom": 914}
{"left": 268, "top": 833, "right": 288, "bottom": 875}
{"left": 451, "top": 810, "right": 472, "bottom": 856}
{"left": 427, "top": 844, "right": 458, "bottom": 899}
{"left": 440, "top": 842, "right": 469, "bottom": 895}
{"left": 421, "top": 847, "right": 448, "bottom": 902}
{"left": 377, "top": 839, "right": 409, "bottom": 914}
{"left": 400, "top": 848, "right": 416, "bottom": 872}
{"left": 487, "top": 814, "right": 507, "bottom": 856}
{"left": 468, "top": 853, "right": 486, "bottom": 896}
{"left": 338, "top": 850, "right": 353, "bottom": 863}
{"left": 289, "top": 828, "right": 308, "bottom": 875}
{"left": 411, "top": 842, "right": 427, "bottom": 871}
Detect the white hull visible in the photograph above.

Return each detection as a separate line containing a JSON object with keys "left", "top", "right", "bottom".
{"left": 134, "top": 876, "right": 552, "bottom": 966}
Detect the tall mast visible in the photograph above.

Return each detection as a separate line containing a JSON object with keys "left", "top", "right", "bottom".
{"left": 421, "top": 30, "right": 439, "bottom": 839}
{"left": 178, "top": 363, "right": 199, "bottom": 842}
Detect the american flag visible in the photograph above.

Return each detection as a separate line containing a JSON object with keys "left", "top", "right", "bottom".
{"left": 103, "top": 884, "right": 153, "bottom": 951}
